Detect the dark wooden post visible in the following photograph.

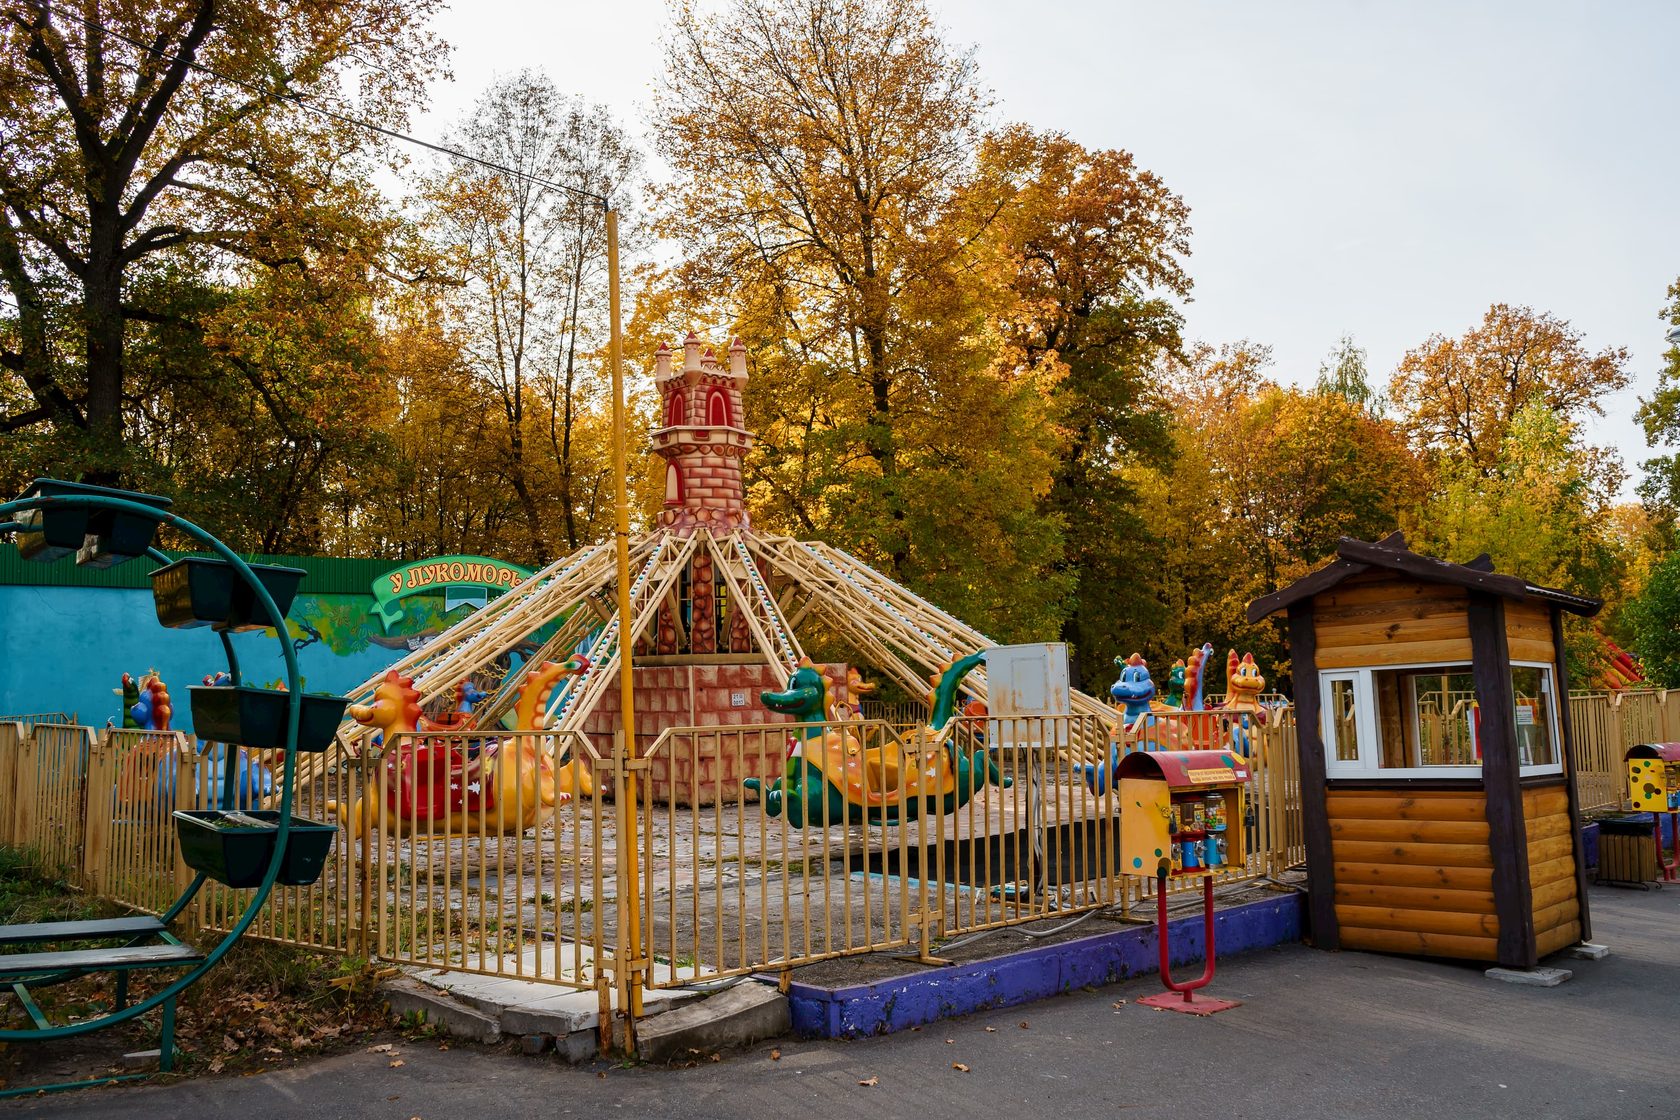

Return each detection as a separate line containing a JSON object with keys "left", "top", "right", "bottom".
{"left": 1468, "top": 593, "right": 1535, "bottom": 968}
{"left": 1288, "top": 602, "right": 1338, "bottom": 949}
{"left": 1550, "top": 605, "right": 1592, "bottom": 943}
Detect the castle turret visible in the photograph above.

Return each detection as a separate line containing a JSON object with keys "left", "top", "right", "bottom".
{"left": 650, "top": 333, "right": 752, "bottom": 534}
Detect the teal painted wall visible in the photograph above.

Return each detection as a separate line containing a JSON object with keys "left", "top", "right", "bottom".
{"left": 0, "top": 546, "right": 471, "bottom": 733}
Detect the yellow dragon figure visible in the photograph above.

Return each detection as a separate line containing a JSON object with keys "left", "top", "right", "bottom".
{"left": 509, "top": 656, "right": 596, "bottom": 801}
{"left": 328, "top": 662, "right": 585, "bottom": 839}
{"left": 1219, "top": 649, "right": 1268, "bottom": 760}
{"left": 1222, "top": 650, "right": 1266, "bottom": 714}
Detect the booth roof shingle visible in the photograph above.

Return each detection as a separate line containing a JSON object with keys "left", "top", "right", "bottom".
{"left": 1245, "top": 532, "right": 1603, "bottom": 624}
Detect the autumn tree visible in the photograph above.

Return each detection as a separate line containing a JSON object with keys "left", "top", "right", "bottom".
{"left": 320, "top": 290, "right": 531, "bottom": 559}
{"left": 1409, "top": 402, "right": 1625, "bottom": 679}
{"left": 654, "top": 0, "right": 985, "bottom": 566}
{"left": 1634, "top": 277, "right": 1680, "bottom": 517}
{"left": 971, "top": 125, "right": 1192, "bottom": 686}
{"left": 424, "top": 70, "right": 642, "bottom": 564}
{"left": 1137, "top": 346, "right": 1422, "bottom": 690}
{"left": 1389, "top": 303, "right": 1630, "bottom": 472}
{"left": 0, "top": 0, "right": 444, "bottom": 487}
{"left": 651, "top": 0, "right": 1073, "bottom": 639}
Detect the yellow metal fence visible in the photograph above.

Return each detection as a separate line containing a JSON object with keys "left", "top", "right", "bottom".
{"left": 0, "top": 691, "right": 1652, "bottom": 1013}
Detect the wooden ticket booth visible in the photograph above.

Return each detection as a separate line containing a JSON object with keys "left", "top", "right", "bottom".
{"left": 1247, "top": 533, "right": 1599, "bottom": 968}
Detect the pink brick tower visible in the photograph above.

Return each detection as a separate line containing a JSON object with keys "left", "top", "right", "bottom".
{"left": 650, "top": 334, "right": 752, "bottom": 535}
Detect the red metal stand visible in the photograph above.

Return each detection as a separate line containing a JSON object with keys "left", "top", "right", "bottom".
{"left": 1136, "top": 870, "right": 1241, "bottom": 1015}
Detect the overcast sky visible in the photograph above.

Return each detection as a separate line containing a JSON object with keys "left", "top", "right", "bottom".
{"left": 419, "top": 0, "right": 1680, "bottom": 495}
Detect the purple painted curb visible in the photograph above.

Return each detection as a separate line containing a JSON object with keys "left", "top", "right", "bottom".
{"left": 785, "top": 891, "right": 1305, "bottom": 1039}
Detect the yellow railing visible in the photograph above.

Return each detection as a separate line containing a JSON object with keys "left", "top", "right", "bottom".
{"left": 196, "top": 729, "right": 613, "bottom": 990}
{"left": 632, "top": 711, "right": 1303, "bottom": 987}
{"left": 0, "top": 690, "right": 1659, "bottom": 1023}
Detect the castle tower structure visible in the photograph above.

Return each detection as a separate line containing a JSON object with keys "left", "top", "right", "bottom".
{"left": 650, "top": 333, "right": 752, "bottom": 535}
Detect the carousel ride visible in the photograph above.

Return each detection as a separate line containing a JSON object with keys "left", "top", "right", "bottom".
{"left": 315, "top": 336, "right": 1117, "bottom": 824}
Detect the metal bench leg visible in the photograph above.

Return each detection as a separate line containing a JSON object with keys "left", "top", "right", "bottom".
{"left": 115, "top": 972, "right": 128, "bottom": 1009}
{"left": 160, "top": 993, "right": 176, "bottom": 1073}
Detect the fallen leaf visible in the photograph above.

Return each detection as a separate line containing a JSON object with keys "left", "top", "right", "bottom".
{"left": 389, "top": 1059, "right": 405, "bottom": 1068}
{"left": 983, "top": 1026, "right": 996, "bottom": 1033}
{"left": 597, "top": 1071, "right": 607, "bottom": 1080}
{"left": 222, "top": 1036, "right": 239, "bottom": 1053}
{"left": 208, "top": 1059, "right": 224, "bottom": 1074}
{"left": 368, "top": 1043, "right": 396, "bottom": 1053}
{"left": 944, "top": 1038, "right": 954, "bottom": 1044}
{"left": 769, "top": 1048, "right": 781, "bottom": 1061}
{"left": 1018, "top": 1021, "right": 1029, "bottom": 1029}
{"left": 858, "top": 1076, "right": 879, "bottom": 1087}
{"left": 953, "top": 1063, "right": 970, "bottom": 1073}
{"left": 1112, "top": 1000, "right": 1127, "bottom": 1009}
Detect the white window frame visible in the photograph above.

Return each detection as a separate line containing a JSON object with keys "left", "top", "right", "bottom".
{"left": 1320, "top": 671, "right": 1375, "bottom": 777}
{"left": 1318, "top": 660, "right": 1564, "bottom": 780}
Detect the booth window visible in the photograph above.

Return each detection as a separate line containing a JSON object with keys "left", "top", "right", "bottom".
{"left": 1319, "top": 662, "right": 1563, "bottom": 778}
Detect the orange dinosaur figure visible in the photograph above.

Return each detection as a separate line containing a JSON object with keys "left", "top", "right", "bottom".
{"left": 328, "top": 660, "right": 587, "bottom": 838}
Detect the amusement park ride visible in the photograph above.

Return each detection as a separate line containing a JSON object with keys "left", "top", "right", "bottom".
{"left": 319, "top": 334, "right": 1120, "bottom": 825}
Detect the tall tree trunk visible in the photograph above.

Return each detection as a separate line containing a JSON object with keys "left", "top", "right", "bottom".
{"left": 82, "top": 208, "right": 126, "bottom": 484}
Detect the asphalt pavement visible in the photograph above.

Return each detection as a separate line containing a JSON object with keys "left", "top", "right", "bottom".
{"left": 7, "top": 883, "right": 1675, "bottom": 1120}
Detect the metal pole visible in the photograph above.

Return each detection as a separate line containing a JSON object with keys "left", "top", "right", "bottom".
{"left": 605, "top": 207, "right": 644, "bottom": 1022}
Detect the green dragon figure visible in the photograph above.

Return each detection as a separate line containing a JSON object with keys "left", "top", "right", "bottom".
{"left": 1163, "top": 658, "right": 1187, "bottom": 709}
{"left": 743, "top": 653, "right": 1011, "bottom": 827}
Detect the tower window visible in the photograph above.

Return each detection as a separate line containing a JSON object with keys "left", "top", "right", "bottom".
{"left": 707, "top": 389, "right": 732, "bottom": 427}
{"left": 665, "top": 392, "right": 684, "bottom": 428}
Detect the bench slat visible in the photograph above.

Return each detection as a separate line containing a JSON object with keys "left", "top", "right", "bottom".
{"left": 0, "top": 917, "right": 166, "bottom": 945}
{"left": 0, "top": 943, "right": 202, "bottom": 975}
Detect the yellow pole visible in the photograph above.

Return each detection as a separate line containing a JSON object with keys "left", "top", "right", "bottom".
{"left": 605, "top": 207, "right": 644, "bottom": 1021}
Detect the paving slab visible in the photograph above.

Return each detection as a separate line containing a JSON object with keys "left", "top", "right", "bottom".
{"left": 1484, "top": 965, "right": 1573, "bottom": 987}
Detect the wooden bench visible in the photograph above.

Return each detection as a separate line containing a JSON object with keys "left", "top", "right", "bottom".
{"left": 0, "top": 915, "right": 169, "bottom": 946}
{"left": 0, "top": 918, "right": 201, "bottom": 1070}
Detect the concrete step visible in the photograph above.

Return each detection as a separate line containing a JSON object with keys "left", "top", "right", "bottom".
{"left": 381, "top": 977, "right": 502, "bottom": 1044}
{"left": 635, "top": 980, "right": 790, "bottom": 1065}
{"left": 384, "top": 959, "right": 768, "bottom": 1064}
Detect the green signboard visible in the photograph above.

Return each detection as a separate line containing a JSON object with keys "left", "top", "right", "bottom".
{"left": 372, "top": 554, "right": 532, "bottom": 631}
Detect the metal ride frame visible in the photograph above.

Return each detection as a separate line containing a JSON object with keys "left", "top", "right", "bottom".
{"left": 0, "top": 486, "right": 308, "bottom": 1096}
